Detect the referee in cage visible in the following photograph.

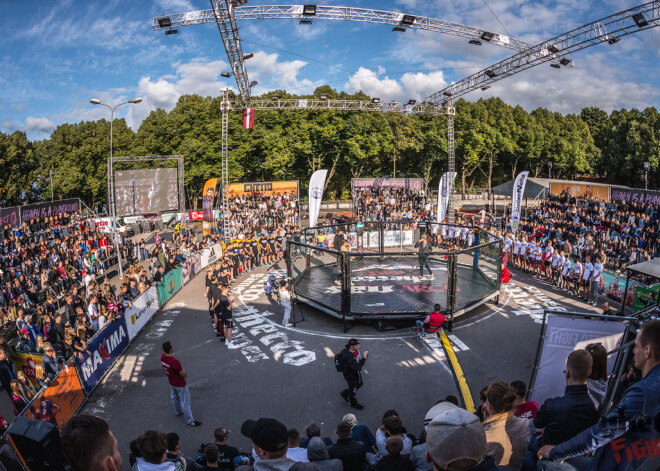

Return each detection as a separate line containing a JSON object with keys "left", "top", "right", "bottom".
{"left": 334, "top": 230, "right": 345, "bottom": 272}
{"left": 415, "top": 234, "right": 433, "bottom": 279}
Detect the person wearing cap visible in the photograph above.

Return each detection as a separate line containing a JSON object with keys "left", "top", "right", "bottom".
{"left": 339, "top": 339, "right": 368, "bottom": 410}
{"left": 239, "top": 418, "right": 320, "bottom": 471}
{"left": 17, "top": 327, "right": 36, "bottom": 354}
{"left": 424, "top": 403, "right": 498, "bottom": 471}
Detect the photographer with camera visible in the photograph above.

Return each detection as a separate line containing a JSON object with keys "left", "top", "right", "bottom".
{"left": 339, "top": 339, "right": 368, "bottom": 410}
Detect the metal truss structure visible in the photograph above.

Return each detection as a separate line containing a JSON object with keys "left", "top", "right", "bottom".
{"left": 238, "top": 98, "right": 441, "bottom": 114}
{"left": 110, "top": 155, "right": 186, "bottom": 215}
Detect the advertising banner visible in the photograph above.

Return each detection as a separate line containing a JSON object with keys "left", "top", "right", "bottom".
{"left": 352, "top": 178, "right": 424, "bottom": 191}
{"left": 226, "top": 180, "right": 299, "bottom": 197}
{"left": 550, "top": 182, "right": 610, "bottom": 201}
{"left": 189, "top": 211, "right": 203, "bottom": 221}
{"left": 75, "top": 320, "right": 130, "bottom": 394}
{"left": 438, "top": 172, "right": 457, "bottom": 223}
{"left": 530, "top": 315, "right": 625, "bottom": 407}
{"left": 19, "top": 198, "right": 80, "bottom": 224}
{"left": 182, "top": 253, "right": 202, "bottom": 285}
{"left": 22, "top": 360, "right": 86, "bottom": 431}
{"left": 157, "top": 266, "right": 183, "bottom": 307}
{"left": 610, "top": 187, "right": 660, "bottom": 206}
{"left": 201, "top": 243, "right": 223, "bottom": 268}
{"left": 0, "top": 206, "right": 20, "bottom": 227}
{"left": 511, "top": 171, "right": 529, "bottom": 230}
{"left": 13, "top": 352, "right": 44, "bottom": 389}
{"left": 309, "top": 170, "right": 328, "bottom": 228}
{"left": 202, "top": 178, "right": 218, "bottom": 236}
{"left": 124, "top": 286, "right": 159, "bottom": 341}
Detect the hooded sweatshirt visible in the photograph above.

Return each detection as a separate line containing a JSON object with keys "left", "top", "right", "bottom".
{"left": 243, "top": 456, "right": 321, "bottom": 471}
{"left": 135, "top": 458, "right": 176, "bottom": 471}
{"left": 306, "top": 437, "right": 343, "bottom": 471}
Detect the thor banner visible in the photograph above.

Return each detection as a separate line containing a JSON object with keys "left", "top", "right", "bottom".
{"left": 308, "top": 169, "right": 328, "bottom": 228}
{"left": 202, "top": 178, "right": 218, "bottom": 236}
{"left": 437, "top": 172, "right": 457, "bottom": 223}
{"left": 124, "top": 286, "right": 159, "bottom": 341}
{"left": 157, "top": 266, "right": 183, "bottom": 306}
{"left": 511, "top": 171, "right": 529, "bottom": 230}
{"left": 21, "top": 360, "right": 86, "bottom": 431}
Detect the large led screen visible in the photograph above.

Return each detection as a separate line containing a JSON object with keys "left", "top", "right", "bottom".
{"left": 115, "top": 170, "right": 136, "bottom": 217}
{"left": 115, "top": 167, "right": 179, "bottom": 216}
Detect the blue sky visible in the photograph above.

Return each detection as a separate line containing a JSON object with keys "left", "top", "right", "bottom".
{"left": 1, "top": 0, "right": 659, "bottom": 140}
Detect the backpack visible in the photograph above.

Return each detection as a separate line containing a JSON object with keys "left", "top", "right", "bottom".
{"left": 166, "top": 455, "right": 186, "bottom": 471}
{"left": 334, "top": 350, "right": 345, "bottom": 373}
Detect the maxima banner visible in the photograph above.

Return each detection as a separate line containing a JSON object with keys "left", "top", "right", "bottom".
{"left": 352, "top": 178, "right": 424, "bottom": 191}
{"left": 125, "top": 286, "right": 159, "bottom": 341}
{"left": 530, "top": 315, "right": 625, "bottom": 407}
{"left": 76, "top": 320, "right": 130, "bottom": 394}
{"left": 438, "top": 172, "right": 457, "bottom": 223}
{"left": 20, "top": 198, "right": 80, "bottom": 224}
{"left": 610, "top": 187, "right": 660, "bottom": 205}
{"left": 201, "top": 243, "right": 223, "bottom": 268}
{"left": 511, "top": 171, "right": 529, "bottom": 230}
{"left": 157, "top": 266, "right": 183, "bottom": 307}
{"left": 308, "top": 169, "right": 328, "bottom": 228}
{"left": 182, "top": 253, "right": 202, "bottom": 285}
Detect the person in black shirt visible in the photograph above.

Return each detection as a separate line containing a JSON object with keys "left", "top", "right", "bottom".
{"left": 213, "top": 427, "right": 240, "bottom": 470}
{"left": 205, "top": 271, "right": 217, "bottom": 322}
{"left": 243, "top": 240, "right": 253, "bottom": 271}
{"left": 259, "top": 236, "right": 269, "bottom": 267}
{"left": 275, "top": 233, "right": 284, "bottom": 261}
{"left": 250, "top": 238, "right": 259, "bottom": 270}
{"left": 267, "top": 235, "right": 276, "bottom": 265}
{"left": 217, "top": 284, "right": 236, "bottom": 348}
{"left": 210, "top": 280, "right": 225, "bottom": 340}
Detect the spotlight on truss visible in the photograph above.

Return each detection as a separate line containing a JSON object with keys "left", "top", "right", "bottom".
{"left": 392, "top": 27, "right": 406, "bottom": 32}
{"left": 608, "top": 36, "right": 620, "bottom": 45}
{"left": 469, "top": 39, "right": 482, "bottom": 45}
{"left": 481, "top": 85, "right": 491, "bottom": 91}
{"left": 303, "top": 5, "right": 317, "bottom": 15}
{"left": 229, "top": 0, "right": 248, "bottom": 6}
{"left": 243, "top": 52, "right": 254, "bottom": 60}
{"left": 550, "top": 63, "right": 561, "bottom": 69}
{"left": 320, "top": 94, "right": 328, "bottom": 100}
{"left": 442, "top": 91, "right": 452, "bottom": 97}
{"left": 300, "top": 19, "right": 312, "bottom": 25}
{"left": 372, "top": 98, "right": 380, "bottom": 104}
{"left": 408, "top": 99, "right": 416, "bottom": 105}
{"left": 481, "top": 31, "right": 494, "bottom": 41}
{"left": 559, "top": 58, "right": 572, "bottom": 66}
{"left": 547, "top": 44, "right": 560, "bottom": 54}
{"left": 221, "top": 72, "right": 232, "bottom": 78}
{"left": 401, "top": 15, "right": 416, "bottom": 26}
{"left": 158, "top": 18, "right": 171, "bottom": 28}
{"left": 484, "top": 69, "right": 497, "bottom": 78}
{"left": 165, "top": 29, "right": 178, "bottom": 35}
{"left": 632, "top": 12, "right": 648, "bottom": 27}
{"left": 271, "top": 95, "right": 280, "bottom": 100}
{"left": 249, "top": 81, "right": 258, "bottom": 87}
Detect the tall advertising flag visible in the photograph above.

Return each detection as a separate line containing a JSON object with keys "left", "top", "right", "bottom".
{"left": 437, "top": 172, "right": 457, "bottom": 223}
{"left": 308, "top": 169, "right": 328, "bottom": 228}
{"left": 202, "top": 178, "right": 218, "bottom": 236}
{"left": 511, "top": 171, "right": 529, "bottom": 230}
{"left": 243, "top": 108, "right": 255, "bottom": 129}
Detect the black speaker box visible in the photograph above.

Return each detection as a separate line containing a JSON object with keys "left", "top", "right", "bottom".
{"left": 7, "top": 416, "right": 65, "bottom": 471}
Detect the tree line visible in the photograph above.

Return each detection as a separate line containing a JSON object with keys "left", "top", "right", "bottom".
{"left": 1, "top": 85, "right": 658, "bottom": 210}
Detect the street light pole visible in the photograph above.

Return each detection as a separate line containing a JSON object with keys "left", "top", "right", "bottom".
{"left": 49, "top": 168, "right": 54, "bottom": 202}
{"left": 90, "top": 97, "right": 142, "bottom": 278}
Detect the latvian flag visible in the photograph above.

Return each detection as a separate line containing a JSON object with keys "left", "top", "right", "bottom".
{"left": 243, "top": 108, "right": 255, "bottom": 129}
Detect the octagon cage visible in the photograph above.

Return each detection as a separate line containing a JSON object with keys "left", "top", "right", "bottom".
{"left": 285, "top": 221, "right": 503, "bottom": 327}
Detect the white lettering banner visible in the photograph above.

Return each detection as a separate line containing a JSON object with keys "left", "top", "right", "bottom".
{"left": 201, "top": 243, "right": 223, "bottom": 268}
{"left": 124, "top": 286, "right": 159, "bottom": 341}
{"left": 511, "top": 171, "right": 529, "bottom": 230}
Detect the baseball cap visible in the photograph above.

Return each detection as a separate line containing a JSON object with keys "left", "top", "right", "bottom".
{"left": 423, "top": 401, "right": 456, "bottom": 430}
{"left": 241, "top": 418, "right": 288, "bottom": 453}
{"left": 20, "top": 327, "right": 29, "bottom": 335}
{"left": 346, "top": 338, "right": 359, "bottom": 347}
{"left": 425, "top": 404, "right": 486, "bottom": 471}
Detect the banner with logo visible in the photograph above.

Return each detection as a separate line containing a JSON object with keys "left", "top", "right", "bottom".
{"left": 550, "top": 182, "right": 610, "bottom": 201}
{"left": 124, "top": 286, "right": 159, "bottom": 341}
{"left": 75, "top": 320, "right": 130, "bottom": 394}
{"left": 308, "top": 169, "right": 328, "bottom": 228}
{"left": 13, "top": 352, "right": 44, "bottom": 389}
{"left": 227, "top": 181, "right": 299, "bottom": 197}
{"left": 438, "top": 172, "right": 457, "bottom": 223}
{"left": 201, "top": 243, "right": 223, "bottom": 268}
{"left": 182, "top": 253, "right": 202, "bottom": 285}
{"left": 511, "top": 171, "right": 529, "bottom": 230}
{"left": 21, "top": 360, "right": 86, "bottom": 430}
{"left": 19, "top": 198, "right": 80, "bottom": 224}
{"left": 0, "top": 206, "right": 20, "bottom": 227}
{"left": 202, "top": 178, "right": 218, "bottom": 236}
{"left": 157, "top": 266, "right": 183, "bottom": 307}
{"left": 610, "top": 187, "right": 660, "bottom": 205}
{"left": 529, "top": 315, "right": 625, "bottom": 407}
{"left": 351, "top": 178, "right": 424, "bottom": 191}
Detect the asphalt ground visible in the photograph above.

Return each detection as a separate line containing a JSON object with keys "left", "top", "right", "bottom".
{"left": 77, "top": 252, "right": 603, "bottom": 469}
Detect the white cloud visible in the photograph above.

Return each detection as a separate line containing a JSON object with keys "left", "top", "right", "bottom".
{"left": 153, "top": 0, "right": 195, "bottom": 12}
{"left": 2, "top": 120, "right": 18, "bottom": 131}
{"left": 25, "top": 117, "right": 56, "bottom": 133}
{"left": 247, "top": 51, "right": 320, "bottom": 93}
{"left": 344, "top": 67, "right": 447, "bottom": 102}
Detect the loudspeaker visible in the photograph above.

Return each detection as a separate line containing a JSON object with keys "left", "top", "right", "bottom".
{"left": 7, "top": 417, "right": 65, "bottom": 471}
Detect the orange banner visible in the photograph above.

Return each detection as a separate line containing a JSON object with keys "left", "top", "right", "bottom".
{"left": 227, "top": 180, "right": 299, "bottom": 197}
{"left": 550, "top": 182, "right": 610, "bottom": 201}
{"left": 22, "top": 360, "right": 86, "bottom": 431}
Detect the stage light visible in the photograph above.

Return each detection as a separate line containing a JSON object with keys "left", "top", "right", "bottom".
{"left": 481, "top": 31, "right": 494, "bottom": 41}
{"left": 303, "top": 5, "right": 317, "bottom": 15}
{"left": 608, "top": 37, "right": 620, "bottom": 45}
{"left": 300, "top": 19, "right": 312, "bottom": 25}
{"left": 442, "top": 91, "right": 452, "bottom": 97}
{"left": 229, "top": 0, "right": 248, "bottom": 6}
{"left": 481, "top": 85, "right": 491, "bottom": 91}
{"left": 392, "top": 27, "right": 406, "bottom": 32}
{"left": 408, "top": 99, "right": 416, "bottom": 105}
{"left": 550, "top": 63, "right": 561, "bottom": 69}
{"left": 632, "top": 13, "right": 648, "bottom": 27}
{"left": 469, "top": 39, "right": 482, "bottom": 45}
{"left": 158, "top": 18, "right": 172, "bottom": 28}
{"left": 271, "top": 95, "right": 280, "bottom": 100}
{"left": 165, "top": 29, "right": 178, "bottom": 35}
{"left": 559, "top": 58, "right": 572, "bottom": 66}
{"left": 485, "top": 69, "right": 497, "bottom": 78}
{"left": 243, "top": 52, "right": 254, "bottom": 60}
{"left": 401, "top": 15, "right": 416, "bottom": 26}
{"left": 372, "top": 98, "right": 380, "bottom": 104}
{"left": 249, "top": 81, "right": 258, "bottom": 87}
{"left": 221, "top": 72, "right": 231, "bottom": 78}
{"left": 547, "top": 44, "right": 560, "bottom": 54}
{"left": 320, "top": 94, "right": 328, "bottom": 100}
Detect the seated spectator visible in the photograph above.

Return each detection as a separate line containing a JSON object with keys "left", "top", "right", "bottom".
{"left": 342, "top": 414, "right": 375, "bottom": 454}
{"left": 199, "top": 444, "right": 221, "bottom": 470}
{"left": 17, "top": 327, "right": 35, "bottom": 353}
{"left": 136, "top": 430, "right": 172, "bottom": 470}
{"left": 415, "top": 304, "right": 445, "bottom": 338}
{"left": 585, "top": 343, "right": 608, "bottom": 410}
{"left": 533, "top": 350, "right": 599, "bottom": 463}
{"left": 328, "top": 421, "right": 366, "bottom": 471}
{"left": 474, "top": 386, "right": 488, "bottom": 423}
{"left": 375, "top": 437, "right": 412, "bottom": 471}
{"left": 10, "top": 380, "right": 28, "bottom": 416}
{"left": 425, "top": 402, "right": 497, "bottom": 471}
{"left": 372, "top": 416, "right": 413, "bottom": 464}
{"left": 510, "top": 380, "right": 537, "bottom": 419}
{"left": 61, "top": 414, "right": 122, "bottom": 471}
{"left": 213, "top": 426, "right": 240, "bottom": 470}
{"left": 307, "top": 437, "right": 343, "bottom": 471}
{"left": 42, "top": 341, "right": 69, "bottom": 386}
{"left": 166, "top": 432, "right": 195, "bottom": 470}
{"left": 300, "top": 423, "right": 334, "bottom": 448}
{"left": 287, "top": 428, "right": 310, "bottom": 462}
{"left": 410, "top": 402, "right": 454, "bottom": 471}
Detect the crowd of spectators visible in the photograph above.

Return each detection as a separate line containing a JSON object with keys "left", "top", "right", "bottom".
{"left": 352, "top": 188, "right": 434, "bottom": 222}
{"left": 224, "top": 192, "right": 300, "bottom": 240}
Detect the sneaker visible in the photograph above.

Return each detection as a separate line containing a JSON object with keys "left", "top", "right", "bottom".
{"left": 351, "top": 402, "right": 365, "bottom": 410}
{"left": 283, "top": 323, "right": 293, "bottom": 327}
{"left": 188, "top": 420, "right": 202, "bottom": 427}
{"left": 227, "top": 342, "right": 239, "bottom": 349}
{"left": 225, "top": 338, "right": 228, "bottom": 345}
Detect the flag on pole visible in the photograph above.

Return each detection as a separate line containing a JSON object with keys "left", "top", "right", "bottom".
{"left": 243, "top": 108, "right": 254, "bottom": 129}
{"left": 511, "top": 171, "right": 529, "bottom": 230}
{"left": 308, "top": 169, "right": 328, "bottom": 228}
{"left": 437, "top": 171, "right": 457, "bottom": 223}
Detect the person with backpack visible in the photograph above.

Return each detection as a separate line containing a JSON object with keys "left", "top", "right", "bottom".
{"left": 337, "top": 339, "right": 368, "bottom": 410}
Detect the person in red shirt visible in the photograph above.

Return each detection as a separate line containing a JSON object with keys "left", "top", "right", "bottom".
{"left": 416, "top": 304, "right": 445, "bottom": 338}
{"left": 510, "top": 380, "right": 538, "bottom": 419}
{"left": 160, "top": 341, "right": 201, "bottom": 427}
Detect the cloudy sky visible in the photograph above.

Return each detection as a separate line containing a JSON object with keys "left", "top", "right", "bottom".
{"left": 1, "top": 0, "right": 659, "bottom": 140}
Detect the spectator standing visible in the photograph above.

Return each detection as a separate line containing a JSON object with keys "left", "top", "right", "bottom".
{"left": 160, "top": 341, "right": 201, "bottom": 427}
{"left": 339, "top": 339, "right": 368, "bottom": 410}
{"left": 61, "top": 414, "right": 122, "bottom": 471}
{"left": 280, "top": 282, "right": 292, "bottom": 327}
{"left": 328, "top": 421, "right": 366, "bottom": 471}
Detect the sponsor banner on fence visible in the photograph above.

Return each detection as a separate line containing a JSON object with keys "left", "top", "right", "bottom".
{"left": 530, "top": 315, "right": 625, "bottom": 407}
{"left": 189, "top": 211, "right": 203, "bottom": 221}
{"left": 182, "top": 253, "right": 202, "bottom": 285}
{"left": 0, "top": 206, "right": 20, "bottom": 227}
{"left": 125, "top": 286, "right": 159, "bottom": 341}
{"left": 20, "top": 198, "right": 80, "bottom": 224}
{"left": 201, "top": 243, "right": 223, "bottom": 268}
{"left": 22, "top": 360, "right": 86, "bottom": 431}
{"left": 13, "top": 352, "right": 44, "bottom": 389}
{"left": 366, "top": 230, "right": 414, "bottom": 248}
{"left": 75, "top": 320, "right": 130, "bottom": 394}
{"left": 352, "top": 178, "right": 424, "bottom": 191}
{"left": 550, "top": 182, "right": 610, "bottom": 201}
{"left": 157, "top": 266, "right": 183, "bottom": 306}
{"left": 227, "top": 180, "right": 299, "bottom": 197}
{"left": 610, "top": 187, "right": 660, "bottom": 205}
